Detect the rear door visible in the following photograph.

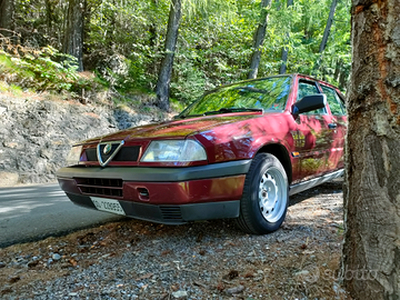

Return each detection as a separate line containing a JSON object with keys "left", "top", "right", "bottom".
{"left": 319, "top": 84, "right": 347, "bottom": 171}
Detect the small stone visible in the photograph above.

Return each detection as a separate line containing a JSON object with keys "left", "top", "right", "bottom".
{"left": 0, "top": 262, "right": 5, "bottom": 268}
{"left": 172, "top": 290, "right": 188, "bottom": 299}
{"left": 68, "top": 292, "right": 78, "bottom": 296}
{"left": 294, "top": 270, "right": 310, "bottom": 277}
{"left": 226, "top": 285, "right": 244, "bottom": 295}
{"left": 52, "top": 254, "right": 61, "bottom": 261}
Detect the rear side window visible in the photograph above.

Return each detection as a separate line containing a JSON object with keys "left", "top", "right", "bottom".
{"left": 320, "top": 85, "right": 346, "bottom": 116}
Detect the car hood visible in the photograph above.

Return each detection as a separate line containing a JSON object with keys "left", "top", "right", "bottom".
{"left": 80, "top": 113, "right": 264, "bottom": 144}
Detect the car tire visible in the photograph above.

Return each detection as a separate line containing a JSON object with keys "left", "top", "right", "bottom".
{"left": 236, "top": 153, "right": 289, "bottom": 234}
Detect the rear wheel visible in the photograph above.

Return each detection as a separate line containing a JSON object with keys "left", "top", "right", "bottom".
{"left": 236, "top": 153, "right": 289, "bottom": 234}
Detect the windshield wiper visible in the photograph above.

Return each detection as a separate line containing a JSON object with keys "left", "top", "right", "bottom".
{"left": 174, "top": 113, "right": 206, "bottom": 119}
{"left": 204, "top": 107, "right": 263, "bottom": 115}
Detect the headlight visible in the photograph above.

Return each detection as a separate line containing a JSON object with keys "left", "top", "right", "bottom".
{"left": 141, "top": 140, "right": 207, "bottom": 162}
{"left": 65, "top": 145, "right": 83, "bottom": 166}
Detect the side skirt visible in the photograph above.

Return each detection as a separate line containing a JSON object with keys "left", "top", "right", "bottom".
{"left": 289, "top": 169, "right": 344, "bottom": 196}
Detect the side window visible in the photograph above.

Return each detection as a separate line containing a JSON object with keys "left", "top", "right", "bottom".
{"left": 320, "top": 85, "right": 346, "bottom": 115}
{"left": 297, "top": 81, "right": 326, "bottom": 114}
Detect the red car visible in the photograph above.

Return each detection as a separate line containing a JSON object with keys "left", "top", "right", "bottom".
{"left": 57, "top": 74, "right": 346, "bottom": 234}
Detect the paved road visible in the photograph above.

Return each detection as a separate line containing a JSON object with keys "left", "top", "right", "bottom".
{"left": 0, "top": 184, "right": 123, "bottom": 248}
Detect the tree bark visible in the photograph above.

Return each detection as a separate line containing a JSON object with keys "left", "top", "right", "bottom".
{"left": 62, "top": 0, "right": 86, "bottom": 71}
{"left": 341, "top": 0, "right": 400, "bottom": 299}
{"left": 248, "top": 0, "right": 271, "bottom": 79}
{"left": 278, "top": 0, "right": 293, "bottom": 74}
{"left": 0, "top": 0, "right": 14, "bottom": 37}
{"left": 155, "top": 0, "right": 182, "bottom": 111}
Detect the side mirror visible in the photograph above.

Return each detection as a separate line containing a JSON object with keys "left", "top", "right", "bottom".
{"left": 292, "top": 94, "right": 326, "bottom": 117}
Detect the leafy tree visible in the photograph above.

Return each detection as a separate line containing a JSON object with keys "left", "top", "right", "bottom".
{"left": 156, "top": 0, "right": 182, "bottom": 111}
{"left": 318, "top": 0, "right": 338, "bottom": 53}
{"left": 278, "top": 0, "right": 293, "bottom": 74}
{"left": 342, "top": 0, "right": 400, "bottom": 298}
{"left": 62, "top": 0, "right": 86, "bottom": 71}
{"left": 313, "top": 0, "right": 338, "bottom": 73}
{"left": 0, "top": 0, "right": 14, "bottom": 37}
{"left": 0, "top": 0, "right": 352, "bottom": 100}
{"left": 248, "top": 0, "right": 271, "bottom": 79}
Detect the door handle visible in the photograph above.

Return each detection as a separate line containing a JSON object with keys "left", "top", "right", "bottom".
{"left": 328, "top": 123, "right": 337, "bottom": 129}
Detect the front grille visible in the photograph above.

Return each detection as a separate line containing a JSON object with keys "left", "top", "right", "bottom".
{"left": 98, "top": 143, "right": 121, "bottom": 162}
{"left": 85, "top": 148, "right": 97, "bottom": 161}
{"left": 75, "top": 177, "right": 123, "bottom": 197}
{"left": 84, "top": 146, "right": 140, "bottom": 162}
{"left": 160, "top": 206, "right": 183, "bottom": 221}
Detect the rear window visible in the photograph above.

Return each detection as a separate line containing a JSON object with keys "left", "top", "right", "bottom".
{"left": 320, "top": 85, "right": 346, "bottom": 115}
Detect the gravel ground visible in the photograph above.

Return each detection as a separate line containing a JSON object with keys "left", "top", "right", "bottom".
{"left": 0, "top": 179, "right": 350, "bottom": 300}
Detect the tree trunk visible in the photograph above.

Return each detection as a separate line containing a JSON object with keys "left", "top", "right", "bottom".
{"left": 155, "top": 0, "right": 182, "bottom": 111}
{"left": 45, "top": 0, "right": 54, "bottom": 37}
{"left": 62, "top": 0, "right": 86, "bottom": 71}
{"left": 0, "top": 0, "right": 14, "bottom": 37}
{"left": 149, "top": 0, "right": 158, "bottom": 48}
{"left": 319, "top": 0, "right": 338, "bottom": 53}
{"left": 278, "top": 0, "right": 293, "bottom": 74}
{"left": 279, "top": 44, "right": 289, "bottom": 74}
{"left": 248, "top": 0, "right": 271, "bottom": 79}
{"left": 314, "top": 0, "right": 338, "bottom": 72}
{"left": 341, "top": 0, "right": 400, "bottom": 299}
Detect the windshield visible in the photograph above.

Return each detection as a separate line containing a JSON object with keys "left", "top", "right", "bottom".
{"left": 179, "top": 76, "right": 292, "bottom": 118}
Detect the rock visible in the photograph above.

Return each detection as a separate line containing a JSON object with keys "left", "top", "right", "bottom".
{"left": 3, "top": 141, "right": 23, "bottom": 150}
{"left": 294, "top": 270, "right": 310, "bottom": 277}
{"left": 172, "top": 290, "right": 188, "bottom": 299}
{"left": 0, "top": 105, "right": 7, "bottom": 114}
{"left": 52, "top": 253, "right": 61, "bottom": 261}
{"left": 0, "top": 95, "right": 157, "bottom": 185}
{"left": 0, "top": 172, "right": 19, "bottom": 187}
{"left": 0, "top": 262, "right": 5, "bottom": 268}
{"left": 226, "top": 285, "right": 244, "bottom": 295}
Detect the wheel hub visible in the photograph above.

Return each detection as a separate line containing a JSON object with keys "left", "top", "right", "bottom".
{"left": 258, "top": 167, "right": 286, "bottom": 223}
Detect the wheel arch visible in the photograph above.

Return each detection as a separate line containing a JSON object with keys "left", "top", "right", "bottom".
{"left": 256, "top": 144, "right": 292, "bottom": 184}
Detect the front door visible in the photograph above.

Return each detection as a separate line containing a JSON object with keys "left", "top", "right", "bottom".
{"left": 294, "top": 80, "right": 335, "bottom": 179}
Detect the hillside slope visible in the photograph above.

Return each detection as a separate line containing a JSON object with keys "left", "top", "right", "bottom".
{"left": 0, "top": 93, "right": 166, "bottom": 187}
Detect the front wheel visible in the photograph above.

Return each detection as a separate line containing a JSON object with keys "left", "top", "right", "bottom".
{"left": 236, "top": 153, "right": 289, "bottom": 234}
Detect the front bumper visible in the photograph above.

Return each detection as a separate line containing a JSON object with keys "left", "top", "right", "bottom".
{"left": 66, "top": 193, "right": 241, "bottom": 225}
{"left": 57, "top": 160, "right": 251, "bottom": 224}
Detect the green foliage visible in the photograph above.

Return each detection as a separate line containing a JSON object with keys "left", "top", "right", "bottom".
{"left": 0, "top": 45, "right": 92, "bottom": 92}
{"left": 3, "top": 0, "right": 352, "bottom": 103}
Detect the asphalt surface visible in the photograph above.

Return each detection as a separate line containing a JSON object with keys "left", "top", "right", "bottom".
{"left": 0, "top": 183, "right": 123, "bottom": 248}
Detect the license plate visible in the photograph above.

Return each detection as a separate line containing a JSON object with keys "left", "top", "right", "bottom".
{"left": 91, "top": 197, "right": 126, "bottom": 215}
